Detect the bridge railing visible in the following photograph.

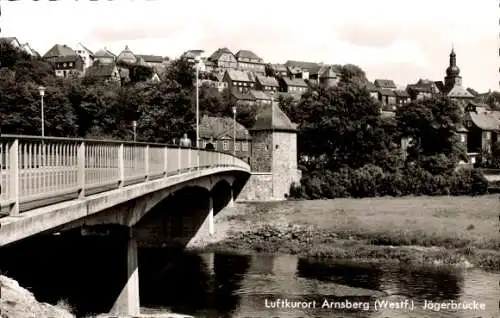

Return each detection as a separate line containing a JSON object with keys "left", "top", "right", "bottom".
{"left": 0, "top": 135, "right": 250, "bottom": 217}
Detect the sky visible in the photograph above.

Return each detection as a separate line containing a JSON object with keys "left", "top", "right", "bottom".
{"left": 1, "top": 0, "right": 498, "bottom": 92}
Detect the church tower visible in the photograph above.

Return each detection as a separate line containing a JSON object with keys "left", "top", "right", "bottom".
{"left": 444, "top": 48, "right": 462, "bottom": 91}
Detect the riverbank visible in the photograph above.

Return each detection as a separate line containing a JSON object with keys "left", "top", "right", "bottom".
{"left": 0, "top": 275, "right": 74, "bottom": 318}
{"left": 195, "top": 195, "right": 500, "bottom": 271}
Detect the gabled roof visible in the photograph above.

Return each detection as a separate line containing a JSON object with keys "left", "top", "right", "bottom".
{"left": 86, "top": 64, "right": 118, "bottom": 78}
{"left": 75, "top": 42, "right": 94, "bottom": 56}
{"left": 251, "top": 102, "right": 297, "bottom": 132}
{"left": 52, "top": 55, "right": 81, "bottom": 63}
{"left": 255, "top": 75, "right": 279, "bottom": 87}
{"left": 466, "top": 87, "right": 479, "bottom": 96}
{"left": 225, "top": 69, "right": 253, "bottom": 82}
{"left": 363, "top": 82, "right": 379, "bottom": 92}
{"left": 250, "top": 90, "right": 272, "bottom": 100}
{"left": 407, "top": 79, "right": 437, "bottom": 93}
{"left": 136, "top": 55, "right": 164, "bottom": 63}
{"left": 43, "top": 44, "right": 76, "bottom": 59}
{"left": 467, "top": 110, "right": 500, "bottom": 131}
{"left": 447, "top": 85, "right": 474, "bottom": 99}
{"left": 94, "top": 48, "right": 116, "bottom": 58}
{"left": 0, "top": 37, "right": 21, "bottom": 47}
{"left": 208, "top": 47, "right": 234, "bottom": 61}
{"left": 231, "top": 89, "right": 256, "bottom": 101}
{"left": 235, "top": 50, "right": 262, "bottom": 61}
{"left": 270, "top": 64, "right": 287, "bottom": 72}
{"left": 284, "top": 60, "right": 320, "bottom": 71}
{"left": 320, "top": 66, "right": 339, "bottom": 79}
{"left": 394, "top": 90, "right": 410, "bottom": 97}
{"left": 374, "top": 79, "right": 396, "bottom": 89}
{"left": 378, "top": 89, "right": 396, "bottom": 96}
{"left": 281, "top": 77, "right": 308, "bottom": 87}
{"left": 434, "top": 81, "right": 445, "bottom": 92}
{"left": 200, "top": 116, "right": 250, "bottom": 139}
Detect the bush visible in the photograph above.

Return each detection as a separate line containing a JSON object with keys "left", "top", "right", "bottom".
{"left": 289, "top": 165, "right": 488, "bottom": 200}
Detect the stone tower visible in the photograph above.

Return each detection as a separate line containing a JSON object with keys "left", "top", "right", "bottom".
{"left": 244, "top": 100, "right": 301, "bottom": 200}
{"left": 319, "top": 66, "right": 339, "bottom": 88}
{"left": 444, "top": 47, "right": 462, "bottom": 90}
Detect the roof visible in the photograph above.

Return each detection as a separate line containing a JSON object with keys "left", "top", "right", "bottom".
{"left": 43, "top": 44, "right": 76, "bottom": 59}
{"left": 200, "top": 116, "right": 250, "bottom": 139}
{"left": 284, "top": 60, "right": 320, "bottom": 71}
{"left": 75, "top": 42, "right": 94, "bottom": 56}
{"left": 250, "top": 90, "right": 272, "bottom": 100}
{"left": 407, "top": 79, "right": 437, "bottom": 93}
{"left": 394, "top": 90, "right": 410, "bottom": 97}
{"left": 136, "top": 55, "right": 164, "bottom": 63}
{"left": 434, "top": 81, "right": 445, "bottom": 92}
{"left": 363, "top": 82, "right": 378, "bottom": 92}
{"left": 271, "top": 64, "right": 287, "bottom": 72}
{"left": 52, "top": 55, "right": 81, "bottom": 63}
{"left": 86, "top": 64, "right": 118, "bottom": 78}
{"left": 446, "top": 85, "right": 474, "bottom": 99}
{"left": 94, "top": 48, "right": 116, "bottom": 58}
{"left": 251, "top": 102, "right": 297, "bottom": 132}
{"left": 466, "top": 87, "right": 479, "bottom": 96}
{"left": 208, "top": 47, "right": 234, "bottom": 61}
{"left": 182, "top": 50, "right": 204, "bottom": 59}
{"left": 235, "top": 50, "right": 262, "bottom": 61}
{"left": 225, "top": 69, "right": 253, "bottom": 82}
{"left": 467, "top": 111, "right": 500, "bottom": 131}
{"left": 255, "top": 75, "right": 279, "bottom": 87}
{"left": 374, "top": 79, "right": 396, "bottom": 89}
{"left": 281, "top": 77, "right": 308, "bottom": 87}
{"left": 378, "top": 89, "right": 396, "bottom": 96}
{"left": 320, "top": 66, "right": 338, "bottom": 79}
{"left": 231, "top": 90, "right": 256, "bottom": 101}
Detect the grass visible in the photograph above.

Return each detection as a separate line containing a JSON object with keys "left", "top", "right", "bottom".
{"left": 207, "top": 195, "right": 500, "bottom": 271}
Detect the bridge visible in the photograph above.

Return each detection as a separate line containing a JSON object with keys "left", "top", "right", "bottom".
{"left": 0, "top": 135, "right": 250, "bottom": 316}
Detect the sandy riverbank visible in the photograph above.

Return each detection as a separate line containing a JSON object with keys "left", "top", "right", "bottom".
{"left": 190, "top": 196, "right": 500, "bottom": 271}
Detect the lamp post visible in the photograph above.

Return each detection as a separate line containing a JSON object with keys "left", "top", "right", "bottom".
{"left": 195, "top": 55, "right": 200, "bottom": 148}
{"left": 232, "top": 106, "right": 237, "bottom": 157}
{"left": 38, "top": 86, "right": 45, "bottom": 137}
{"left": 132, "top": 121, "right": 137, "bottom": 142}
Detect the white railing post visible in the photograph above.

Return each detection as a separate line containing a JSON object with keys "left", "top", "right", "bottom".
{"left": 164, "top": 146, "right": 168, "bottom": 177}
{"left": 218, "top": 152, "right": 221, "bottom": 167}
{"left": 8, "top": 139, "right": 19, "bottom": 216}
{"left": 177, "top": 147, "right": 181, "bottom": 172}
{"left": 144, "top": 145, "right": 149, "bottom": 181}
{"left": 118, "top": 144, "right": 125, "bottom": 187}
{"left": 77, "top": 141, "right": 85, "bottom": 199}
{"left": 188, "top": 148, "right": 191, "bottom": 171}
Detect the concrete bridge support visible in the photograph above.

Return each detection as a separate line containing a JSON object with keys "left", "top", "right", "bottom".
{"left": 109, "top": 227, "right": 140, "bottom": 316}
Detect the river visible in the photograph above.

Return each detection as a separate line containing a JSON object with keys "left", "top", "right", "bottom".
{"left": 139, "top": 251, "right": 500, "bottom": 318}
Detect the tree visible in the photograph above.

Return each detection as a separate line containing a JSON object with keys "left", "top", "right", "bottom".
{"left": 277, "top": 94, "right": 296, "bottom": 121}
{"left": 338, "top": 64, "right": 368, "bottom": 85}
{"left": 396, "top": 96, "right": 467, "bottom": 173}
{"left": 293, "top": 82, "right": 385, "bottom": 170}
{"left": 163, "top": 57, "right": 195, "bottom": 89}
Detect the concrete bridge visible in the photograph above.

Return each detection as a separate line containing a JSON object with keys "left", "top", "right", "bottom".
{"left": 0, "top": 135, "right": 250, "bottom": 316}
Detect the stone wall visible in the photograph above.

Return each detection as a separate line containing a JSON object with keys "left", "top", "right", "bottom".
{"left": 249, "top": 132, "right": 272, "bottom": 172}
{"left": 237, "top": 173, "right": 273, "bottom": 201}
{"left": 272, "top": 132, "right": 299, "bottom": 199}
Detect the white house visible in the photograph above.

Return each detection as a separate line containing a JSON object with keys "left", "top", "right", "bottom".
{"left": 73, "top": 42, "right": 95, "bottom": 70}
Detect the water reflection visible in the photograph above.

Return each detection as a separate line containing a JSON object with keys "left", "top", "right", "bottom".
{"left": 143, "top": 252, "right": 500, "bottom": 318}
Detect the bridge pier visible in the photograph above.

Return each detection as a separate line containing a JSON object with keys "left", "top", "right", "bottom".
{"left": 208, "top": 196, "right": 214, "bottom": 236}
{"left": 110, "top": 227, "right": 140, "bottom": 316}
{"left": 228, "top": 187, "right": 234, "bottom": 207}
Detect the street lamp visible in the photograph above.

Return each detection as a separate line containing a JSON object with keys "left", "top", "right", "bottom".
{"left": 232, "top": 106, "right": 237, "bottom": 157}
{"left": 38, "top": 86, "right": 45, "bottom": 137}
{"left": 132, "top": 121, "right": 137, "bottom": 142}
{"left": 195, "top": 55, "right": 200, "bottom": 148}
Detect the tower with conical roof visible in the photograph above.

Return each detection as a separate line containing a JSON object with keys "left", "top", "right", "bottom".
{"left": 117, "top": 45, "right": 137, "bottom": 64}
{"left": 242, "top": 100, "right": 301, "bottom": 200}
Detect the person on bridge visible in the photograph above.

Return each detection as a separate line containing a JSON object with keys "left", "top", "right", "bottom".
{"left": 205, "top": 138, "right": 215, "bottom": 150}
{"left": 180, "top": 133, "right": 192, "bottom": 148}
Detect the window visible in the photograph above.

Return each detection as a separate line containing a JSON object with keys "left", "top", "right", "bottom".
{"left": 200, "top": 140, "right": 206, "bottom": 148}
{"left": 223, "top": 140, "right": 229, "bottom": 150}
{"left": 242, "top": 141, "right": 248, "bottom": 151}
{"left": 486, "top": 132, "right": 491, "bottom": 140}
{"left": 235, "top": 141, "right": 240, "bottom": 151}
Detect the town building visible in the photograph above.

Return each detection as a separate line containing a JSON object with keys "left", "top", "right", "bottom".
{"left": 235, "top": 50, "right": 265, "bottom": 74}
{"left": 94, "top": 48, "right": 116, "bottom": 65}
{"left": 223, "top": 69, "right": 255, "bottom": 92}
{"left": 198, "top": 115, "right": 251, "bottom": 160}
{"left": 85, "top": 63, "right": 121, "bottom": 84}
{"left": 319, "top": 66, "right": 340, "bottom": 88}
{"left": 53, "top": 55, "right": 85, "bottom": 78}
{"left": 207, "top": 48, "right": 238, "bottom": 73}
{"left": 278, "top": 77, "right": 308, "bottom": 94}
{"left": 239, "top": 101, "right": 301, "bottom": 200}
{"left": 463, "top": 101, "right": 500, "bottom": 154}
{"left": 255, "top": 75, "right": 279, "bottom": 93}
{"left": 117, "top": 45, "right": 137, "bottom": 64}
{"left": 73, "top": 43, "right": 94, "bottom": 70}
{"left": 42, "top": 44, "right": 76, "bottom": 63}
